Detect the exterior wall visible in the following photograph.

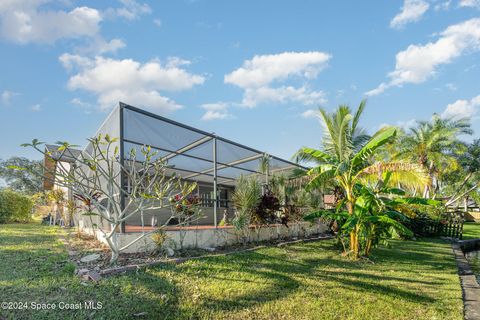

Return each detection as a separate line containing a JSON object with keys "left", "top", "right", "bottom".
{"left": 53, "top": 161, "right": 72, "bottom": 200}
{"left": 83, "top": 221, "right": 328, "bottom": 253}
{"left": 465, "top": 211, "right": 480, "bottom": 222}
{"left": 43, "top": 155, "right": 56, "bottom": 190}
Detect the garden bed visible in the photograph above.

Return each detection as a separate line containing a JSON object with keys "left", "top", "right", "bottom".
{"left": 62, "top": 227, "right": 333, "bottom": 276}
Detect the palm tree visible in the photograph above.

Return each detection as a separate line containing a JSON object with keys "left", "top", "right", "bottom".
{"left": 397, "top": 114, "right": 472, "bottom": 198}
{"left": 295, "top": 100, "right": 370, "bottom": 164}
{"left": 444, "top": 139, "right": 480, "bottom": 207}
{"left": 295, "top": 101, "right": 429, "bottom": 258}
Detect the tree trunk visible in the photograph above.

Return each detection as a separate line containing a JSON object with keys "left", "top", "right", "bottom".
{"left": 108, "top": 225, "right": 120, "bottom": 265}
{"left": 445, "top": 173, "right": 473, "bottom": 206}
{"left": 110, "top": 250, "right": 119, "bottom": 265}
{"left": 445, "top": 183, "right": 479, "bottom": 207}
{"left": 365, "top": 239, "right": 372, "bottom": 257}
{"left": 347, "top": 199, "right": 359, "bottom": 259}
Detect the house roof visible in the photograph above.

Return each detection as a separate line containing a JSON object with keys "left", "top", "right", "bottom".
{"left": 45, "top": 144, "right": 82, "bottom": 163}
{"left": 43, "top": 145, "right": 82, "bottom": 190}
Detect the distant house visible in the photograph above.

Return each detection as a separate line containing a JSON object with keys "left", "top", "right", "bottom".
{"left": 445, "top": 197, "right": 479, "bottom": 212}
{"left": 445, "top": 197, "right": 480, "bottom": 221}
{"left": 323, "top": 194, "right": 336, "bottom": 209}
{"left": 43, "top": 144, "right": 82, "bottom": 198}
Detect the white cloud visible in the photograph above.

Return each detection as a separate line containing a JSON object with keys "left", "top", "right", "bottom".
{"left": 225, "top": 51, "right": 330, "bottom": 88}
{"left": 225, "top": 51, "right": 330, "bottom": 107}
{"left": 378, "top": 118, "right": 416, "bottom": 131}
{"left": 390, "top": 0, "right": 430, "bottom": 29}
{"left": 0, "top": 2, "right": 101, "bottom": 44}
{"left": 301, "top": 109, "right": 321, "bottom": 119}
{"left": 105, "top": 0, "right": 151, "bottom": 20}
{"left": 242, "top": 86, "right": 326, "bottom": 108}
{"left": 442, "top": 95, "right": 480, "bottom": 119}
{"left": 365, "top": 83, "right": 389, "bottom": 96}
{"left": 1, "top": 90, "right": 19, "bottom": 105}
{"left": 70, "top": 97, "right": 94, "bottom": 114}
{"left": 397, "top": 118, "right": 417, "bottom": 130}
{"left": 59, "top": 53, "right": 93, "bottom": 71}
{"left": 60, "top": 54, "right": 205, "bottom": 113}
{"left": 459, "top": 0, "right": 480, "bottom": 8}
{"left": 0, "top": 1, "right": 147, "bottom": 54}
{"left": 31, "top": 103, "right": 41, "bottom": 111}
{"left": 367, "top": 18, "right": 480, "bottom": 96}
{"left": 200, "top": 102, "right": 233, "bottom": 121}
{"left": 153, "top": 18, "right": 162, "bottom": 27}
{"left": 78, "top": 37, "right": 126, "bottom": 55}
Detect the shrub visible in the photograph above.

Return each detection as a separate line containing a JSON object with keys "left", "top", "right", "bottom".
{"left": 252, "top": 190, "right": 281, "bottom": 225}
{"left": 151, "top": 229, "right": 168, "bottom": 249}
{"left": 0, "top": 189, "right": 33, "bottom": 223}
{"left": 232, "top": 176, "right": 261, "bottom": 232}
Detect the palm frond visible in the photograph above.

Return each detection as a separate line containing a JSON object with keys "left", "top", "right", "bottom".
{"left": 356, "top": 161, "right": 430, "bottom": 190}
{"left": 351, "top": 127, "right": 397, "bottom": 168}
{"left": 294, "top": 147, "right": 334, "bottom": 164}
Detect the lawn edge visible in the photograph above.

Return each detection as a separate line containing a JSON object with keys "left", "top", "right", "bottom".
{"left": 452, "top": 240, "right": 480, "bottom": 320}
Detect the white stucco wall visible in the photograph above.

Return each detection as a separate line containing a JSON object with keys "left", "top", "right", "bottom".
{"left": 82, "top": 221, "right": 328, "bottom": 253}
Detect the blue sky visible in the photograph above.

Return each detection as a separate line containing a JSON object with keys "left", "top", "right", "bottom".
{"left": 0, "top": 0, "right": 479, "bottom": 161}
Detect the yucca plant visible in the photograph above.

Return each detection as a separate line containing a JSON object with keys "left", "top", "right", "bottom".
{"left": 231, "top": 175, "right": 261, "bottom": 242}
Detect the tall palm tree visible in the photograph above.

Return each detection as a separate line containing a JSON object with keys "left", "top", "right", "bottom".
{"left": 397, "top": 114, "right": 472, "bottom": 198}
{"left": 295, "top": 100, "right": 370, "bottom": 164}
{"left": 444, "top": 139, "right": 480, "bottom": 206}
{"left": 295, "top": 101, "right": 429, "bottom": 258}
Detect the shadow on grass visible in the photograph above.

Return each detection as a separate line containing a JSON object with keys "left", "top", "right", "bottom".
{"left": 164, "top": 242, "right": 440, "bottom": 316}
{"left": 1, "top": 224, "right": 457, "bottom": 319}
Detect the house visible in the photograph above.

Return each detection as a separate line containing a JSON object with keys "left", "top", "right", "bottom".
{"left": 45, "top": 102, "right": 328, "bottom": 252}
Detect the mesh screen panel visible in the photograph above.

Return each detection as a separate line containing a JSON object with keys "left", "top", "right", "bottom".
{"left": 119, "top": 103, "right": 305, "bottom": 183}
{"left": 124, "top": 108, "right": 204, "bottom": 152}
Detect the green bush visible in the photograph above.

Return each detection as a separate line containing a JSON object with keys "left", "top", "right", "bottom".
{"left": 0, "top": 189, "right": 33, "bottom": 223}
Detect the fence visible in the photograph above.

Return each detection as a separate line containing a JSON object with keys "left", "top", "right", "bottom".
{"left": 416, "top": 211, "right": 465, "bottom": 239}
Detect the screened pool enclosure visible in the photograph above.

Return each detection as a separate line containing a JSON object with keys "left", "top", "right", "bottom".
{"left": 86, "top": 102, "right": 307, "bottom": 233}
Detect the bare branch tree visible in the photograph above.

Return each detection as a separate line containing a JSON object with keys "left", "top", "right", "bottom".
{"left": 17, "top": 135, "right": 201, "bottom": 264}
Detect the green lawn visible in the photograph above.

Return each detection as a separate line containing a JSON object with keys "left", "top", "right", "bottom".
{"left": 463, "top": 222, "right": 480, "bottom": 240}
{"left": 0, "top": 224, "right": 463, "bottom": 320}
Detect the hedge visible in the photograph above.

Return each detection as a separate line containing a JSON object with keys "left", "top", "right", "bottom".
{"left": 0, "top": 189, "right": 33, "bottom": 223}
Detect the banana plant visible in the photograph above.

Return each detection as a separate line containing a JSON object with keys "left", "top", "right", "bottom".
{"left": 295, "top": 102, "right": 430, "bottom": 258}
{"left": 305, "top": 172, "right": 438, "bottom": 257}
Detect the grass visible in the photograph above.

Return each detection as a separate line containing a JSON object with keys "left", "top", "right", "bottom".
{"left": 0, "top": 224, "right": 463, "bottom": 320}
{"left": 463, "top": 222, "right": 480, "bottom": 240}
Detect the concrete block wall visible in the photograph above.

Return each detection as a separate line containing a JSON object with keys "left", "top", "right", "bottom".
{"left": 84, "top": 221, "right": 329, "bottom": 253}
